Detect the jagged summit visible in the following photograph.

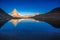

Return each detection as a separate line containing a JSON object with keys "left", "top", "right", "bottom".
{"left": 12, "top": 8, "right": 18, "bottom": 13}
{"left": 10, "top": 8, "right": 21, "bottom": 18}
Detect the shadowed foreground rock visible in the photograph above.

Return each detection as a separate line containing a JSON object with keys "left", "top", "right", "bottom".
{"left": 0, "top": 8, "right": 12, "bottom": 28}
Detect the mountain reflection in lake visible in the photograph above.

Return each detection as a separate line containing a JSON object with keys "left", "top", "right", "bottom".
{"left": 0, "top": 19, "right": 60, "bottom": 40}
{"left": 9, "top": 19, "right": 39, "bottom": 26}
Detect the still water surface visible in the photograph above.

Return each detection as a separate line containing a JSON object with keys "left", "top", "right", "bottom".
{"left": 0, "top": 20, "right": 60, "bottom": 40}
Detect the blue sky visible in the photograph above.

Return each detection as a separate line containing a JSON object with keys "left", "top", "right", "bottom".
{"left": 0, "top": 0, "right": 60, "bottom": 14}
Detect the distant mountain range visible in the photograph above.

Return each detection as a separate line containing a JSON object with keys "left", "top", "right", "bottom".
{"left": 31, "top": 7, "right": 60, "bottom": 28}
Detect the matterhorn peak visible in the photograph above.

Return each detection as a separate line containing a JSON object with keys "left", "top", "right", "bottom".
{"left": 12, "top": 8, "right": 18, "bottom": 13}
{"left": 10, "top": 8, "right": 21, "bottom": 17}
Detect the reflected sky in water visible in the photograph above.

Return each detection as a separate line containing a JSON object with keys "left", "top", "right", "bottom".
{"left": 0, "top": 20, "right": 60, "bottom": 40}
